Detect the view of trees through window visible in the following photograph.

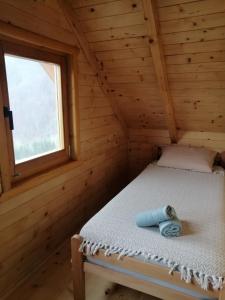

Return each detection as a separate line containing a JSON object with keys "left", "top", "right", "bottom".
{"left": 4, "top": 54, "right": 64, "bottom": 164}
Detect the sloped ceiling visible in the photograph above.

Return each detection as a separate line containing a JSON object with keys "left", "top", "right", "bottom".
{"left": 68, "top": 0, "right": 225, "bottom": 133}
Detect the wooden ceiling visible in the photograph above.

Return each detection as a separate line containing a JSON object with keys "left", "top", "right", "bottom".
{"left": 60, "top": 0, "right": 225, "bottom": 137}
{"left": 63, "top": 0, "right": 225, "bottom": 137}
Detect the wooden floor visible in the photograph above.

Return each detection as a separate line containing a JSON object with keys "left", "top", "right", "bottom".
{"left": 6, "top": 240, "right": 160, "bottom": 300}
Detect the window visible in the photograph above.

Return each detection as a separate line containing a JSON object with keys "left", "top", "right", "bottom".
{"left": 5, "top": 54, "right": 65, "bottom": 164}
{"left": 0, "top": 40, "right": 72, "bottom": 183}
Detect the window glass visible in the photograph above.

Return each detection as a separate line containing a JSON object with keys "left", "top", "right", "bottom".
{"left": 4, "top": 54, "right": 64, "bottom": 164}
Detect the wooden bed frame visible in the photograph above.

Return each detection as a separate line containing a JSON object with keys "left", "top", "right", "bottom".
{"left": 71, "top": 235, "right": 225, "bottom": 300}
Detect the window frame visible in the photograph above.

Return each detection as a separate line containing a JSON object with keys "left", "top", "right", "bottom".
{"left": 0, "top": 24, "right": 80, "bottom": 191}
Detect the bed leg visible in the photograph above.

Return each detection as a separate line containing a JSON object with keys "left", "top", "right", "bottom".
{"left": 71, "top": 235, "right": 85, "bottom": 300}
{"left": 219, "top": 289, "right": 225, "bottom": 300}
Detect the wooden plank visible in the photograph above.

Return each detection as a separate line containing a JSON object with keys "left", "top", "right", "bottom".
{"left": 172, "top": 88, "right": 225, "bottom": 98}
{"left": 71, "top": 235, "right": 85, "bottom": 300}
{"left": 89, "top": 250, "right": 218, "bottom": 298}
{"left": 176, "top": 121, "right": 225, "bottom": 133}
{"left": 81, "top": 12, "right": 145, "bottom": 32}
{"left": 0, "top": 20, "right": 78, "bottom": 55}
{"left": 157, "top": 0, "right": 199, "bottom": 7}
{"left": 165, "top": 39, "right": 225, "bottom": 55}
{"left": 104, "top": 65, "right": 156, "bottom": 76}
{"left": 57, "top": 0, "right": 128, "bottom": 134}
{"left": 67, "top": 54, "right": 80, "bottom": 160}
{"left": 167, "top": 61, "right": 225, "bottom": 73}
{"left": 168, "top": 71, "right": 225, "bottom": 81}
{"left": 102, "top": 56, "right": 153, "bottom": 69}
{"left": 90, "top": 36, "right": 149, "bottom": 52}
{"left": 158, "top": 0, "right": 225, "bottom": 21}
{"left": 142, "top": 0, "right": 177, "bottom": 143}
{"left": 161, "top": 11, "right": 225, "bottom": 34}
{"left": 169, "top": 80, "right": 225, "bottom": 89}
{"left": 106, "top": 73, "right": 156, "bottom": 84}
{"left": 0, "top": 47, "right": 11, "bottom": 192}
{"left": 72, "top": 0, "right": 113, "bottom": 8}
{"left": 95, "top": 47, "right": 150, "bottom": 61}
{"left": 129, "top": 128, "right": 225, "bottom": 152}
{"left": 85, "top": 262, "right": 196, "bottom": 300}
{"left": 85, "top": 24, "right": 147, "bottom": 42}
{"left": 0, "top": 1, "right": 76, "bottom": 46}
{"left": 162, "top": 26, "right": 225, "bottom": 45}
{"left": 73, "top": 0, "right": 143, "bottom": 21}
{"left": 2, "top": 0, "right": 71, "bottom": 31}
{"left": 166, "top": 51, "right": 225, "bottom": 65}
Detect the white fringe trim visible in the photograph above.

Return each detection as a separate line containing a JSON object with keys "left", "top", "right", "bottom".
{"left": 79, "top": 239, "right": 224, "bottom": 291}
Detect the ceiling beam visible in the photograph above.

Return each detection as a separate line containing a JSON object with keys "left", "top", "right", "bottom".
{"left": 57, "top": 0, "right": 128, "bottom": 135}
{"left": 142, "top": 0, "right": 177, "bottom": 143}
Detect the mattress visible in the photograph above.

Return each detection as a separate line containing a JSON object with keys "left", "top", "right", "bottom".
{"left": 80, "top": 164, "right": 225, "bottom": 291}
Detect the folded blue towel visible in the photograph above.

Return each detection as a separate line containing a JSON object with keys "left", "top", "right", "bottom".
{"left": 136, "top": 205, "right": 176, "bottom": 227}
{"left": 159, "top": 217, "right": 182, "bottom": 237}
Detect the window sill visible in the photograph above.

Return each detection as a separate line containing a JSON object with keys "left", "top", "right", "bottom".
{"left": 0, "top": 159, "right": 83, "bottom": 203}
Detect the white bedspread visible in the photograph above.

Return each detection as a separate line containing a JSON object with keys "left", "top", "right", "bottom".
{"left": 80, "top": 164, "right": 225, "bottom": 290}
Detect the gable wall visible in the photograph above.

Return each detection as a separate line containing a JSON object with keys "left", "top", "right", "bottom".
{"left": 69, "top": 0, "right": 225, "bottom": 178}
{"left": 159, "top": 0, "right": 225, "bottom": 132}
{"left": 72, "top": 0, "right": 168, "bottom": 129}
{"left": 71, "top": 0, "right": 225, "bottom": 133}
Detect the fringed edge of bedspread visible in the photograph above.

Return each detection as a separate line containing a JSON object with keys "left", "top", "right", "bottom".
{"left": 79, "top": 239, "right": 224, "bottom": 291}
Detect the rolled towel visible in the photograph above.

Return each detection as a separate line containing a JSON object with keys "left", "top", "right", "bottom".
{"left": 136, "top": 205, "right": 176, "bottom": 227}
{"left": 159, "top": 217, "right": 182, "bottom": 237}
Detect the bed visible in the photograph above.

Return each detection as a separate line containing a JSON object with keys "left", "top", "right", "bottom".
{"left": 71, "top": 163, "right": 225, "bottom": 300}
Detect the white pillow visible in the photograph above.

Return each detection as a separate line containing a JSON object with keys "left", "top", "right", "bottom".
{"left": 157, "top": 145, "right": 216, "bottom": 173}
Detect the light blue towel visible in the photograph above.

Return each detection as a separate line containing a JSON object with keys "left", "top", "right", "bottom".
{"left": 136, "top": 205, "right": 176, "bottom": 227}
{"left": 159, "top": 217, "right": 182, "bottom": 237}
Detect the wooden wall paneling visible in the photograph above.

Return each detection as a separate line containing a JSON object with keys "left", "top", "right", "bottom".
{"left": 72, "top": 0, "right": 114, "bottom": 9}
{"left": 157, "top": 0, "right": 200, "bottom": 7}
{"left": 162, "top": 26, "right": 225, "bottom": 45}
{"left": 142, "top": 0, "right": 177, "bottom": 142}
{"left": 58, "top": 0, "right": 128, "bottom": 134}
{"left": 166, "top": 51, "right": 225, "bottom": 65}
{"left": 0, "top": 1, "right": 76, "bottom": 45}
{"left": 158, "top": 0, "right": 225, "bottom": 133}
{"left": 81, "top": 11, "right": 145, "bottom": 32}
{"left": 106, "top": 73, "right": 156, "bottom": 84}
{"left": 0, "top": 20, "right": 79, "bottom": 55}
{"left": 95, "top": 47, "right": 150, "bottom": 61}
{"left": 90, "top": 36, "right": 149, "bottom": 52}
{"left": 0, "top": 150, "right": 127, "bottom": 297}
{"left": 160, "top": 11, "right": 225, "bottom": 34}
{"left": 0, "top": 157, "right": 124, "bottom": 274}
{"left": 158, "top": 0, "right": 225, "bottom": 21}
{"left": 128, "top": 128, "right": 225, "bottom": 177}
{"left": 102, "top": 56, "right": 153, "bottom": 69}
{"left": 164, "top": 40, "right": 225, "bottom": 55}
{"left": 62, "top": 0, "right": 168, "bottom": 131}
{"left": 2, "top": 0, "right": 72, "bottom": 31}
{"left": 0, "top": 1, "right": 128, "bottom": 297}
{"left": 168, "top": 62, "right": 225, "bottom": 73}
{"left": 72, "top": 0, "right": 143, "bottom": 21}
{"left": 85, "top": 24, "right": 148, "bottom": 42}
